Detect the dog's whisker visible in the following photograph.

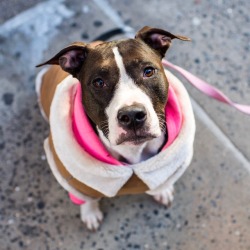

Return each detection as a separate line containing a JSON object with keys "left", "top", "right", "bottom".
{"left": 99, "top": 120, "right": 110, "bottom": 138}
{"left": 101, "top": 127, "right": 109, "bottom": 132}
{"left": 156, "top": 112, "right": 165, "bottom": 117}
{"left": 100, "top": 121, "right": 108, "bottom": 125}
{"left": 100, "top": 121, "right": 108, "bottom": 127}
{"left": 158, "top": 120, "right": 167, "bottom": 133}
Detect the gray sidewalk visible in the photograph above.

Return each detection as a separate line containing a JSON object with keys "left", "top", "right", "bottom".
{"left": 0, "top": 0, "right": 249, "bottom": 249}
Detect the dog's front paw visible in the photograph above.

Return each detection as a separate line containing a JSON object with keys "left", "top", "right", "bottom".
{"left": 153, "top": 185, "right": 174, "bottom": 208}
{"left": 80, "top": 200, "right": 103, "bottom": 231}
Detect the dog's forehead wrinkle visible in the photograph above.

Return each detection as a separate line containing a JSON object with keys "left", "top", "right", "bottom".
{"left": 81, "top": 45, "right": 120, "bottom": 83}
{"left": 87, "top": 40, "right": 150, "bottom": 76}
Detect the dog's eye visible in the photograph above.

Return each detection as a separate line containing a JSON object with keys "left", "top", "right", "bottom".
{"left": 93, "top": 78, "right": 106, "bottom": 88}
{"left": 143, "top": 67, "right": 155, "bottom": 77}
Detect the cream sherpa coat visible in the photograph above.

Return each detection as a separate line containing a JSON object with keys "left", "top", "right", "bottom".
{"left": 36, "top": 66, "right": 195, "bottom": 202}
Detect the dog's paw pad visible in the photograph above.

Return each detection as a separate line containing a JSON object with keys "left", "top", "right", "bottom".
{"left": 153, "top": 185, "right": 174, "bottom": 208}
{"left": 80, "top": 201, "right": 103, "bottom": 231}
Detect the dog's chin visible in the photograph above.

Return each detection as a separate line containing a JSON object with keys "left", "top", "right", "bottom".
{"left": 116, "top": 133, "right": 158, "bottom": 146}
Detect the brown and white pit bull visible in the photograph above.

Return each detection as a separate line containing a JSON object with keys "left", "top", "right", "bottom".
{"left": 36, "top": 26, "right": 195, "bottom": 230}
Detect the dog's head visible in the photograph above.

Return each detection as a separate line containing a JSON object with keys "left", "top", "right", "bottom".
{"left": 37, "top": 26, "right": 190, "bottom": 146}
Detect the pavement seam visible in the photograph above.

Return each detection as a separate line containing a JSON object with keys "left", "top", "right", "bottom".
{"left": 191, "top": 97, "right": 250, "bottom": 171}
{"left": 0, "top": 0, "right": 65, "bottom": 33}
{"left": 0, "top": 0, "right": 74, "bottom": 71}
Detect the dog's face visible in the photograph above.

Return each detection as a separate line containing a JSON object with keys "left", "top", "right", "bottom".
{"left": 38, "top": 26, "right": 190, "bottom": 146}
{"left": 79, "top": 39, "right": 169, "bottom": 146}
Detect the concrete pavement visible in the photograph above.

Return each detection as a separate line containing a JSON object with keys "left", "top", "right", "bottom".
{"left": 0, "top": 0, "right": 250, "bottom": 249}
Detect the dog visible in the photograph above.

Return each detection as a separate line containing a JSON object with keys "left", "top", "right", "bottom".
{"left": 36, "top": 26, "right": 195, "bottom": 230}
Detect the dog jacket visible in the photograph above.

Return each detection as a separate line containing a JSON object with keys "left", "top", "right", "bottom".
{"left": 36, "top": 65, "right": 195, "bottom": 203}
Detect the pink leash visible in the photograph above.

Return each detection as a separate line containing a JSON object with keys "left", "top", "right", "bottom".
{"left": 162, "top": 59, "right": 250, "bottom": 115}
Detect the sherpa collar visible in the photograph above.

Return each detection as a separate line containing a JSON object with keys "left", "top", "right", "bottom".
{"left": 47, "top": 70, "right": 195, "bottom": 197}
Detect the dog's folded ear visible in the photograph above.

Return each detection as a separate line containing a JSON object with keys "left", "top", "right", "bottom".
{"left": 36, "top": 42, "right": 87, "bottom": 77}
{"left": 135, "top": 26, "right": 191, "bottom": 58}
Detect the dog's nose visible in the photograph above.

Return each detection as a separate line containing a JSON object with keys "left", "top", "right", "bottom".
{"left": 117, "top": 105, "right": 147, "bottom": 130}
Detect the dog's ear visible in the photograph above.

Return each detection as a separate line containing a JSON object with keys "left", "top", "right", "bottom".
{"left": 135, "top": 26, "right": 191, "bottom": 58}
{"left": 36, "top": 42, "right": 87, "bottom": 77}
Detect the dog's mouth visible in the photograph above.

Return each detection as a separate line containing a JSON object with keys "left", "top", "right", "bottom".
{"left": 116, "top": 133, "right": 158, "bottom": 145}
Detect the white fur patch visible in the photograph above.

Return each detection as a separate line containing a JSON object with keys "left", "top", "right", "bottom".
{"left": 80, "top": 200, "right": 103, "bottom": 230}
{"left": 105, "top": 47, "right": 161, "bottom": 145}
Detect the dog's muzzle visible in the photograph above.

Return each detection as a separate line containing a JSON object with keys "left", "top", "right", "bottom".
{"left": 115, "top": 104, "right": 157, "bottom": 145}
{"left": 117, "top": 104, "right": 147, "bottom": 130}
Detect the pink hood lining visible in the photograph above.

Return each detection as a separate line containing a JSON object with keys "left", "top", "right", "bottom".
{"left": 72, "top": 82, "right": 182, "bottom": 166}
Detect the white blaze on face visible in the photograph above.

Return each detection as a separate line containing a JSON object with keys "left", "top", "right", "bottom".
{"left": 105, "top": 47, "right": 161, "bottom": 145}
